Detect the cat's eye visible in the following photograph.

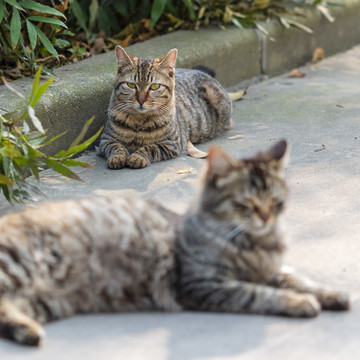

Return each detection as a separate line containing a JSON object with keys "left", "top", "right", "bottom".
{"left": 127, "top": 82, "right": 136, "bottom": 89}
{"left": 234, "top": 203, "right": 250, "bottom": 212}
{"left": 274, "top": 201, "right": 284, "bottom": 211}
{"left": 149, "top": 83, "right": 160, "bottom": 91}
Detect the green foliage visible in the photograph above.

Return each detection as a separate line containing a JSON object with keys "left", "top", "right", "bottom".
{"left": 0, "top": 0, "right": 69, "bottom": 73}
{"left": 0, "top": 66, "right": 102, "bottom": 204}
{"left": 0, "top": 0, "right": 337, "bottom": 78}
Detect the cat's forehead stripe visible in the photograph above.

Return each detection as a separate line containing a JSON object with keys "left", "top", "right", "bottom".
{"left": 137, "top": 59, "right": 154, "bottom": 82}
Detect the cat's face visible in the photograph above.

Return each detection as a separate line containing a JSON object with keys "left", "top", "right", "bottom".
{"left": 202, "top": 141, "right": 289, "bottom": 236}
{"left": 112, "top": 46, "right": 177, "bottom": 115}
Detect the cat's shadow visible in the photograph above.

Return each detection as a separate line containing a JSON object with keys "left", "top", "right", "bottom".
{"left": 0, "top": 311, "right": 322, "bottom": 359}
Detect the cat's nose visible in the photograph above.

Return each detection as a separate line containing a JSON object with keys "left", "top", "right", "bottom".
{"left": 137, "top": 96, "right": 146, "bottom": 105}
{"left": 260, "top": 212, "right": 270, "bottom": 223}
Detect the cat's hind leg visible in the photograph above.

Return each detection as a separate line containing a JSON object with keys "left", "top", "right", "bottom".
{"left": 270, "top": 266, "right": 350, "bottom": 311}
{"left": 0, "top": 297, "right": 45, "bottom": 346}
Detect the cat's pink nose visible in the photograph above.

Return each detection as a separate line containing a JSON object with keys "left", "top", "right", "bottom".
{"left": 138, "top": 96, "right": 146, "bottom": 105}
{"left": 260, "top": 212, "right": 270, "bottom": 223}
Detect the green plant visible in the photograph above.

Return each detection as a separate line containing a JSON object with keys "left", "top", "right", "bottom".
{"left": 0, "top": 0, "right": 69, "bottom": 74}
{"left": 0, "top": 66, "right": 102, "bottom": 204}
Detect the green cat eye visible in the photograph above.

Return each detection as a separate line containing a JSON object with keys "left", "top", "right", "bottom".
{"left": 127, "top": 82, "right": 136, "bottom": 89}
{"left": 149, "top": 83, "right": 160, "bottom": 91}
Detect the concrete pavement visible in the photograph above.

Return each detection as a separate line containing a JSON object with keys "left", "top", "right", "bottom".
{"left": 1, "top": 0, "right": 360, "bottom": 155}
{"left": 0, "top": 43, "right": 360, "bottom": 359}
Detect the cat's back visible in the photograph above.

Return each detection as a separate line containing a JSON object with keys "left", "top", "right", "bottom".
{"left": 174, "top": 68, "right": 232, "bottom": 148}
{"left": 0, "top": 196, "right": 179, "bottom": 312}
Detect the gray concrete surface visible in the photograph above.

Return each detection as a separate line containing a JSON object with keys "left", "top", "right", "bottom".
{"left": 0, "top": 43, "right": 360, "bottom": 359}
{"left": 1, "top": 0, "right": 360, "bottom": 155}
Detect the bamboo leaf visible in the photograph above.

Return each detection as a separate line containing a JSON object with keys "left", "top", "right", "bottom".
{"left": 45, "top": 158, "right": 83, "bottom": 181}
{"left": 56, "top": 126, "right": 103, "bottom": 158}
{"left": 19, "top": 0, "right": 66, "bottom": 18}
{"left": 0, "top": 0, "right": 5, "bottom": 23}
{"left": 150, "top": 0, "right": 167, "bottom": 29}
{"left": 0, "top": 174, "right": 14, "bottom": 186}
{"left": 27, "top": 16, "right": 67, "bottom": 28}
{"left": 285, "top": 19, "right": 314, "bottom": 34}
{"left": 70, "top": 0, "right": 89, "bottom": 33}
{"left": 88, "top": 0, "right": 99, "bottom": 31}
{"left": 10, "top": 7, "right": 21, "bottom": 47}
{"left": 33, "top": 26, "right": 59, "bottom": 58}
{"left": 41, "top": 130, "right": 67, "bottom": 148}
{"left": 113, "top": 2, "right": 129, "bottom": 20}
{"left": 61, "top": 159, "right": 94, "bottom": 168}
{"left": 27, "top": 105, "right": 45, "bottom": 133}
{"left": 317, "top": 4, "right": 335, "bottom": 22}
{"left": 26, "top": 20, "right": 38, "bottom": 49}
{"left": 182, "top": 0, "right": 196, "bottom": 20}
{"left": 0, "top": 146, "right": 22, "bottom": 157}
{"left": 231, "top": 17, "right": 243, "bottom": 29}
{"left": 13, "top": 156, "right": 38, "bottom": 168}
{"left": 29, "top": 66, "right": 42, "bottom": 105}
{"left": 2, "top": 76, "right": 25, "bottom": 99}
{"left": 4, "top": 0, "right": 24, "bottom": 11}
{"left": 69, "top": 116, "right": 94, "bottom": 148}
{"left": 30, "top": 77, "right": 54, "bottom": 107}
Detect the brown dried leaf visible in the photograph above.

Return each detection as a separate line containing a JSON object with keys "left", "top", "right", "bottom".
{"left": 55, "top": 0, "right": 69, "bottom": 14}
{"left": 314, "top": 144, "right": 326, "bottom": 152}
{"left": 228, "top": 87, "right": 248, "bottom": 101}
{"left": 289, "top": 69, "right": 306, "bottom": 78}
{"left": 228, "top": 135, "right": 243, "bottom": 140}
{"left": 187, "top": 140, "right": 208, "bottom": 158}
{"left": 176, "top": 169, "right": 192, "bottom": 174}
{"left": 312, "top": 47, "right": 325, "bottom": 63}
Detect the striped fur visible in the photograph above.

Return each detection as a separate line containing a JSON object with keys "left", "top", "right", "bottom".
{"left": 99, "top": 46, "right": 232, "bottom": 169}
{"left": 0, "top": 141, "right": 349, "bottom": 346}
{"left": 0, "top": 196, "right": 180, "bottom": 345}
{"left": 176, "top": 141, "right": 349, "bottom": 316}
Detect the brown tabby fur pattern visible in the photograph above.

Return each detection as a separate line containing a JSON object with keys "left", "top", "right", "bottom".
{"left": 98, "top": 46, "right": 232, "bottom": 169}
{"left": 0, "top": 141, "right": 349, "bottom": 346}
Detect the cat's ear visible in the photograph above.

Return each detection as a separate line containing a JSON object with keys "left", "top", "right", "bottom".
{"left": 115, "top": 45, "right": 134, "bottom": 68}
{"left": 267, "top": 140, "right": 290, "bottom": 169}
{"left": 158, "top": 49, "right": 178, "bottom": 70}
{"left": 207, "top": 146, "right": 237, "bottom": 180}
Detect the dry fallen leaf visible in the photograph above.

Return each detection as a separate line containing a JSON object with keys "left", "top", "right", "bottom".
{"left": 228, "top": 135, "right": 243, "bottom": 140}
{"left": 312, "top": 47, "right": 325, "bottom": 63}
{"left": 314, "top": 144, "right": 326, "bottom": 152}
{"left": 289, "top": 69, "right": 306, "bottom": 78}
{"left": 228, "top": 87, "right": 248, "bottom": 101}
{"left": 176, "top": 169, "right": 192, "bottom": 174}
{"left": 187, "top": 140, "right": 208, "bottom": 158}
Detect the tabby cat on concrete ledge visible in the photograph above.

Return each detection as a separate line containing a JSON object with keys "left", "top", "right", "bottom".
{"left": 0, "top": 141, "right": 349, "bottom": 346}
{"left": 99, "top": 46, "right": 232, "bottom": 169}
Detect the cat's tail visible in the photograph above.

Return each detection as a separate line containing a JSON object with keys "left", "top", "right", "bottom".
{"left": 192, "top": 65, "right": 216, "bottom": 78}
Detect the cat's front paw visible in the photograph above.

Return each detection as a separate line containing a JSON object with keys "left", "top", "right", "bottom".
{"left": 127, "top": 153, "right": 149, "bottom": 169}
{"left": 316, "top": 290, "right": 350, "bottom": 311}
{"left": 107, "top": 155, "right": 127, "bottom": 169}
{"left": 283, "top": 293, "right": 321, "bottom": 318}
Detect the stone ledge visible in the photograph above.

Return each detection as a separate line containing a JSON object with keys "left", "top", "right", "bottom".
{"left": 0, "top": 0, "right": 359, "bottom": 154}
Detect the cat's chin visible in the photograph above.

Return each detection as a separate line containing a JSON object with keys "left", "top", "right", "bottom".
{"left": 134, "top": 107, "right": 151, "bottom": 114}
{"left": 250, "top": 225, "right": 274, "bottom": 237}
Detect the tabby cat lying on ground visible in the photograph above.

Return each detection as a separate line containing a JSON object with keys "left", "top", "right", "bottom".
{"left": 0, "top": 141, "right": 349, "bottom": 346}
{"left": 99, "top": 46, "right": 232, "bottom": 169}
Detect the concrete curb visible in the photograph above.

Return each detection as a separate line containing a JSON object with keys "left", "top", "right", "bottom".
{"left": 0, "top": 0, "right": 359, "bottom": 154}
